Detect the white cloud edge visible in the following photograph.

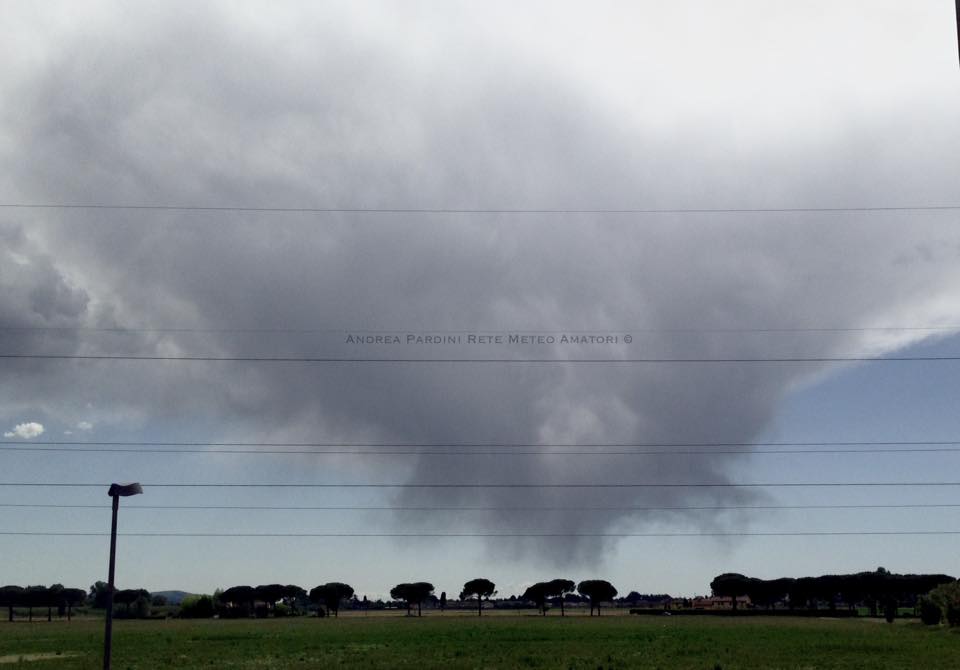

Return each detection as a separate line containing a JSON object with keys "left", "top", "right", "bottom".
{"left": 3, "top": 422, "right": 45, "bottom": 439}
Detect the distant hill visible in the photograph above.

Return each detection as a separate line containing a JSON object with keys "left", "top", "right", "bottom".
{"left": 152, "top": 590, "right": 196, "bottom": 605}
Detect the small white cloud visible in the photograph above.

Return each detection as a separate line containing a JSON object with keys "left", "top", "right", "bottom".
{"left": 77, "top": 421, "right": 94, "bottom": 431}
{"left": 4, "top": 422, "right": 45, "bottom": 439}
{"left": 63, "top": 430, "right": 73, "bottom": 435}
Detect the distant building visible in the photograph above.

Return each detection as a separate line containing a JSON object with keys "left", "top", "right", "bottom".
{"left": 692, "top": 595, "right": 751, "bottom": 610}
{"left": 628, "top": 595, "right": 675, "bottom": 610}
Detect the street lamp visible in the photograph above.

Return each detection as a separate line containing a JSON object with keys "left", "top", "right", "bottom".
{"left": 103, "top": 482, "right": 142, "bottom": 670}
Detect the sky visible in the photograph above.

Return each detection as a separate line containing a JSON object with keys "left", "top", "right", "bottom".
{"left": 1, "top": 0, "right": 960, "bottom": 600}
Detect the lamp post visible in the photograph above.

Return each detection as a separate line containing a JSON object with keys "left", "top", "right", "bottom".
{"left": 103, "top": 482, "right": 142, "bottom": 670}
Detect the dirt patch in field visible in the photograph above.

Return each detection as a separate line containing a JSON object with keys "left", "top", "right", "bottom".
{"left": 0, "top": 652, "right": 82, "bottom": 664}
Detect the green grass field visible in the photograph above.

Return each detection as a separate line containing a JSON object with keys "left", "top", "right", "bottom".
{"left": 1, "top": 612, "right": 958, "bottom": 669}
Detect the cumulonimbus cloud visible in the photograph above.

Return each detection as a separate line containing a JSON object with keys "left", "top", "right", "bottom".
{"left": 1, "top": 1, "right": 959, "bottom": 566}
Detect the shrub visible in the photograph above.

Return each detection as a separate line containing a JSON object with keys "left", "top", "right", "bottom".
{"left": 920, "top": 598, "right": 942, "bottom": 625}
{"left": 180, "top": 595, "right": 216, "bottom": 619}
{"left": 133, "top": 595, "right": 152, "bottom": 619}
{"left": 926, "top": 581, "right": 960, "bottom": 626}
{"left": 113, "top": 596, "right": 151, "bottom": 619}
{"left": 947, "top": 602, "right": 960, "bottom": 627}
{"left": 882, "top": 597, "right": 896, "bottom": 623}
{"left": 220, "top": 602, "right": 251, "bottom": 618}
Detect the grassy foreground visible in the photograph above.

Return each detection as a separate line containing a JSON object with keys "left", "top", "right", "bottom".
{"left": 1, "top": 613, "right": 958, "bottom": 669}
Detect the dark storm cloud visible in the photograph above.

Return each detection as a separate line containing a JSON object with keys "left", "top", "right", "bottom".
{"left": 2, "top": 1, "right": 960, "bottom": 563}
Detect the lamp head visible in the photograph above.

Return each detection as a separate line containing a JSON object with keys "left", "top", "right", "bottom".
{"left": 108, "top": 483, "right": 143, "bottom": 497}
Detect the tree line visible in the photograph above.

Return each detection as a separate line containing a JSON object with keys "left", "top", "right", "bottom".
{"left": 709, "top": 567, "right": 955, "bottom": 617}
{"left": 521, "top": 579, "right": 618, "bottom": 616}
{"left": 213, "top": 578, "right": 619, "bottom": 618}
{"left": 7, "top": 568, "right": 959, "bottom": 624}
{"left": 0, "top": 585, "right": 87, "bottom": 622}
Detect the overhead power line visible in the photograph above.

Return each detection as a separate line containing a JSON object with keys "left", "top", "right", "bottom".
{"left": 3, "top": 503, "right": 960, "bottom": 512}
{"left": 4, "top": 439, "right": 960, "bottom": 448}
{"left": 2, "top": 203, "right": 959, "bottom": 215}
{"left": 4, "top": 530, "right": 960, "bottom": 538}
{"left": 3, "top": 481, "right": 960, "bottom": 488}
{"left": 3, "top": 354, "right": 960, "bottom": 363}
{"left": 4, "top": 324, "right": 960, "bottom": 335}
{"left": 3, "top": 445, "right": 960, "bottom": 456}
